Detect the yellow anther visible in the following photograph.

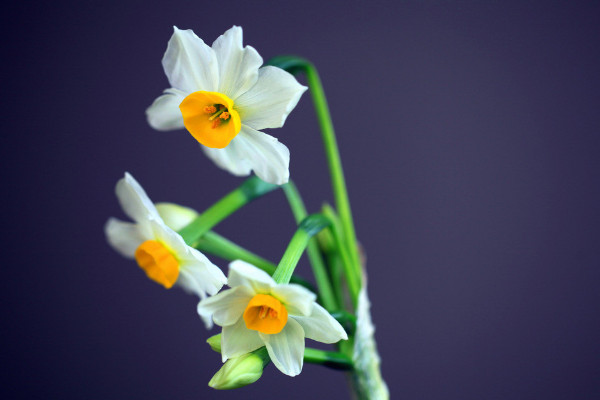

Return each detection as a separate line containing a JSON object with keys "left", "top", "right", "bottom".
{"left": 204, "top": 105, "right": 217, "bottom": 114}
{"left": 208, "top": 109, "right": 225, "bottom": 121}
{"left": 243, "top": 294, "right": 288, "bottom": 334}
{"left": 258, "top": 306, "right": 268, "bottom": 319}
{"left": 220, "top": 112, "right": 230, "bottom": 120}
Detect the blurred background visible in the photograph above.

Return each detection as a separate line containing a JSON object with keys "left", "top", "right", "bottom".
{"left": 2, "top": 1, "right": 600, "bottom": 399}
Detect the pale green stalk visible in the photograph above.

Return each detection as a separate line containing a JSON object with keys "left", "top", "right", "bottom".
{"left": 322, "top": 204, "right": 360, "bottom": 301}
{"left": 267, "top": 56, "right": 362, "bottom": 303}
{"left": 272, "top": 214, "right": 330, "bottom": 284}
{"left": 282, "top": 181, "right": 337, "bottom": 311}
{"left": 179, "top": 176, "right": 278, "bottom": 246}
{"left": 207, "top": 334, "right": 352, "bottom": 371}
{"left": 193, "top": 230, "right": 315, "bottom": 290}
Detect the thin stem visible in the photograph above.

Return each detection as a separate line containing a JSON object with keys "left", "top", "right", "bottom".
{"left": 272, "top": 214, "right": 330, "bottom": 284}
{"left": 322, "top": 204, "right": 361, "bottom": 302}
{"left": 304, "top": 348, "right": 353, "bottom": 370}
{"left": 266, "top": 56, "right": 362, "bottom": 300}
{"left": 282, "top": 181, "right": 337, "bottom": 311}
{"left": 194, "top": 230, "right": 315, "bottom": 291}
{"left": 207, "top": 334, "right": 353, "bottom": 371}
{"left": 178, "top": 177, "right": 279, "bottom": 245}
{"left": 305, "top": 64, "right": 361, "bottom": 285}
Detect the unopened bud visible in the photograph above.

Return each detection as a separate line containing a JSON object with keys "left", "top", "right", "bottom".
{"left": 155, "top": 202, "right": 198, "bottom": 231}
{"left": 209, "top": 352, "right": 266, "bottom": 390}
{"left": 206, "top": 334, "right": 221, "bottom": 353}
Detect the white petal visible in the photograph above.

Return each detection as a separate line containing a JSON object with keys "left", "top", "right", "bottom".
{"left": 162, "top": 27, "right": 218, "bottom": 92}
{"left": 201, "top": 138, "right": 252, "bottom": 177}
{"left": 228, "top": 260, "right": 275, "bottom": 293}
{"left": 146, "top": 88, "right": 186, "bottom": 131}
{"left": 235, "top": 126, "right": 290, "bottom": 185}
{"left": 271, "top": 284, "right": 316, "bottom": 317}
{"left": 236, "top": 66, "right": 307, "bottom": 130}
{"left": 221, "top": 317, "right": 265, "bottom": 362}
{"left": 197, "top": 286, "right": 254, "bottom": 327}
{"left": 292, "top": 302, "right": 348, "bottom": 344}
{"left": 212, "top": 26, "right": 262, "bottom": 100}
{"left": 260, "top": 318, "right": 305, "bottom": 376}
{"left": 104, "top": 218, "right": 146, "bottom": 258}
{"left": 115, "top": 173, "right": 160, "bottom": 223}
{"left": 155, "top": 202, "right": 198, "bottom": 231}
{"left": 177, "top": 252, "right": 227, "bottom": 298}
{"left": 149, "top": 218, "right": 188, "bottom": 256}
{"left": 149, "top": 219, "right": 227, "bottom": 298}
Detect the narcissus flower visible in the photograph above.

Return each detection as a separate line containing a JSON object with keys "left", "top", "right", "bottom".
{"left": 197, "top": 260, "right": 348, "bottom": 376}
{"left": 146, "top": 26, "right": 307, "bottom": 185}
{"left": 105, "top": 173, "right": 227, "bottom": 323}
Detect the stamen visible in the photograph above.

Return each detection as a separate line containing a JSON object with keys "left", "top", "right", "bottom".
{"left": 204, "top": 105, "right": 217, "bottom": 114}
{"left": 269, "top": 309, "right": 278, "bottom": 318}
{"left": 208, "top": 109, "right": 225, "bottom": 121}
{"left": 220, "top": 112, "right": 230, "bottom": 120}
{"left": 258, "top": 306, "right": 268, "bottom": 319}
{"left": 211, "top": 119, "right": 222, "bottom": 129}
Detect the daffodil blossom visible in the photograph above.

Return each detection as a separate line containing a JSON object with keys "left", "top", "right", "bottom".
{"left": 105, "top": 173, "right": 227, "bottom": 327}
{"left": 146, "top": 26, "right": 307, "bottom": 185}
{"left": 197, "top": 260, "right": 348, "bottom": 376}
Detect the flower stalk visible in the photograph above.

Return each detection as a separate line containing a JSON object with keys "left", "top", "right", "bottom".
{"left": 207, "top": 334, "right": 353, "bottom": 372}
{"left": 193, "top": 230, "right": 315, "bottom": 290}
{"left": 282, "top": 182, "right": 337, "bottom": 310}
{"left": 272, "top": 214, "right": 331, "bottom": 284}
{"left": 267, "top": 56, "right": 362, "bottom": 300}
{"left": 179, "top": 176, "right": 279, "bottom": 245}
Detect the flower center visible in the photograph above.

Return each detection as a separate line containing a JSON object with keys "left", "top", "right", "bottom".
{"left": 134, "top": 240, "right": 179, "bottom": 289}
{"left": 243, "top": 294, "right": 288, "bottom": 334}
{"left": 179, "top": 91, "right": 242, "bottom": 149}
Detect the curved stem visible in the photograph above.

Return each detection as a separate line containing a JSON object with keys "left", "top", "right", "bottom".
{"left": 272, "top": 214, "right": 331, "bottom": 285}
{"left": 179, "top": 176, "right": 279, "bottom": 245}
{"left": 194, "top": 230, "right": 315, "bottom": 291}
{"left": 267, "top": 56, "right": 362, "bottom": 302}
{"left": 282, "top": 182, "right": 337, "bottom": 310}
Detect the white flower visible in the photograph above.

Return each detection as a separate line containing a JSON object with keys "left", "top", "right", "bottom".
{"left": 197, "top": 260, "right": 348, "bottom": 376}
{"left": 146, "top": 26, "right": 307, "bottom": 185}
{"left": 105, "top": 173, "right": 227, "bottom": 326}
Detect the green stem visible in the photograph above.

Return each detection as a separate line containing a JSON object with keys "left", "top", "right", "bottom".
{"left": 194, "top": 230, "right": 315, "bottom": 291}
{"left": 322, "top": 204, "right": 361, "bottom": 302}
{"left": 272, "top": 214, "right": 331, "bottom": 285}
{"left": 207, "top": 334, "right": 353, "bottom": 371}
{"left": 267, "top": 56, "right": 362, "bottom": 299}
{"left": 178, "top": 176, "right": 279, "bottom": 246}
{"left": 304, "top": 348, "right": 353, "bottom": 370}
{"left": 282, "top": 182, "right": 337, "bottom": 311}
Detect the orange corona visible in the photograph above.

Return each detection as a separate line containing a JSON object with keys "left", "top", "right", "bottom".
{"left": 134, "top": 240, "right": 179, "bottom": 289}
{"left": 243, "top": 294, "right": 288, "bottom": 334}
{"left": 179, "top": 91, "right": 241, "bottom": 149}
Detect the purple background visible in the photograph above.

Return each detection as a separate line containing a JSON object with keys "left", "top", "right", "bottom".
{"left": 3, "top": 1, "right": 600, "bottom": 399}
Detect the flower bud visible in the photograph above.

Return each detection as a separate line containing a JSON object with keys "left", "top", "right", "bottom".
{"left": 155, "top": 202, "right": 198, "bottom": 231}
{"left": 206, "top": 334, "right": 221, "bottom": 353}
{"left": 208, "top": 352, "right": 266, "bottom": 390}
